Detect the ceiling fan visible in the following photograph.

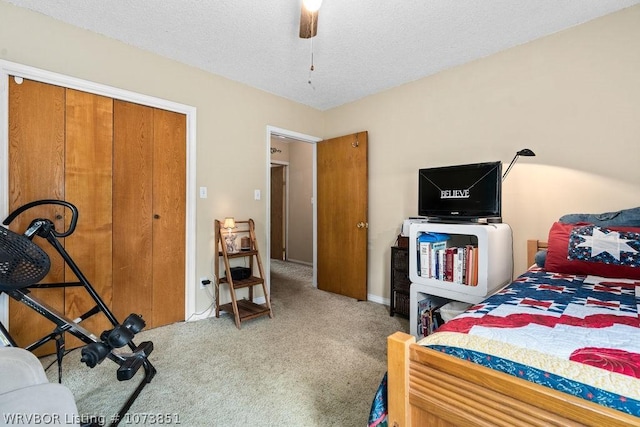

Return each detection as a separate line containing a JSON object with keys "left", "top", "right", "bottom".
{"left": 299, "top": 0, "right": 322, "bottom": 38}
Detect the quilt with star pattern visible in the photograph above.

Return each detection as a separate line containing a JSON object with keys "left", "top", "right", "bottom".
{"left": 420, "top": 266, "right": 640, "bottom": 416}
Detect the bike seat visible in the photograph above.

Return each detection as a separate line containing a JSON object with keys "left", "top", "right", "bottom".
{"left": 0, "top": 227, "right": 50, "bottom": 292}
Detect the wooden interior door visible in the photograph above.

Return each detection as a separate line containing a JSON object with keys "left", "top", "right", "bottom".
{"left": 270, "top": 165, "right": 286, "bottom": 260}
{"left": 8, "top": 78, "right": 66, "bottom": 353}
{"left": 317, "top": 131, "right": 368, "bottom": 300}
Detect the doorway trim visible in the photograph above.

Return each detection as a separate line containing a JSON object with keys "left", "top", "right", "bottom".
{"left": 265, "top": 126, "right": 321, "bottom": 287}
{"left": 0, "top": 60, "right": 198, "bottom": 326}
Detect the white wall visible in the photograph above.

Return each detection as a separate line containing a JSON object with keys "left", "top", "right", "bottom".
{"left": 287, "top": 142, "right": 314, "bottom": 264}
{"left": 324, "top": 5, "right": 640, "bottom": 302}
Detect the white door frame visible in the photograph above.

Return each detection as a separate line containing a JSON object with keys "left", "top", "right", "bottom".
{"left": 0, "top": 60, "right": 198, "bottom": 327}
{"left": 265, "top": 126, "right": 321, "bottom": 287}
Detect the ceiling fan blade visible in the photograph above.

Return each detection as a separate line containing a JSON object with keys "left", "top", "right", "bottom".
{"left": 299, "top": 8, "right": 318, "bottom": 38}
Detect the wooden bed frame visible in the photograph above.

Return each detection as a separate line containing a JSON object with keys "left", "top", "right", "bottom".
{"left": 387, "top": 239, "right": 640, "bottom": 426}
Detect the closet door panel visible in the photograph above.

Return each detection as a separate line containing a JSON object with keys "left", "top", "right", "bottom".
{"left": 8, "top": 78, "right": 65, "bottom": 353}
{"left": 64, "top": 89, "right": 113, "bottom": 340}
{"left": 9, "top": 79, "right": 188, "bottom": 339}
{"left": 112, "top": 100, "right": 154, "bottom": 323}
{"left": 151, "top": 108, "right": 186, "bottom": 326}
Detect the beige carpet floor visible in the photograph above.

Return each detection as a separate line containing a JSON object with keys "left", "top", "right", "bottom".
{"left": 43, "top": 260, "right": 409, "bottom": 426}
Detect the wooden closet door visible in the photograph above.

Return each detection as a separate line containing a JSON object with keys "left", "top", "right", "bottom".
{"left": 152, "top": 108, "right": 186, "bottom": 326}
{"left": 9, "top": 80, "right": 186, "bottom": 346}
{"left": 112, "top": 101, "right": 186, "bottom": 327}
{"left": 112, "top": 100, "right": 154, "bottom": 323}
{"left": 64, "top": 89, "right": 113, "bottom": 343}
{"left": 8, "top": 78, "right": 65, "bottom": 353}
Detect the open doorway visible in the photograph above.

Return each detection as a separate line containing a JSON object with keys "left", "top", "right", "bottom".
{"left": 265, "top": 126, "right": 321, "bottom": 288}
{"left": 266, "top": 128, "right": 369, "bottom": 301}
{"left": 270, "top": 163, "right": 287, "bottom": 261}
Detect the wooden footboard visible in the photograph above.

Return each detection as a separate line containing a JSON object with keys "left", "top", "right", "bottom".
{"left": 387, "top": 332, "right": 640, "bottom": 426}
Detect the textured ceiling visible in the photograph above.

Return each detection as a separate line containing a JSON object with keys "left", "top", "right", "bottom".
{"left": 5, "top": 0, "right": 640, "bottom": 110}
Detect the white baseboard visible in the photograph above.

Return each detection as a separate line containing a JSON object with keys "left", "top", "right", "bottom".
{"left": 367, "top": 293, "right": 390, "bottom": 306}
{"left": 187, "top": 296, "right": 268, "bottom": 322}
{"left": 285, "top": 258, "right": 313, "bottom": 266}
{"left": 187, "top": 310, "right": 215, "bottom": 322}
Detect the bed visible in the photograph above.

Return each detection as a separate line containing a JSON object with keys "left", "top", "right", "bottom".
{"left": 380, "top": 224, "right": 640, "bottom": 426}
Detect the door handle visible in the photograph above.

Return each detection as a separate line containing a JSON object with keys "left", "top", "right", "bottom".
{"left": 356, "top": 222, "right": 368, "bottom": 229}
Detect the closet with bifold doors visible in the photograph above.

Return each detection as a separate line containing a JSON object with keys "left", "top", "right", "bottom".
{"left": 7, "top": 76, "right": 186, "bottom": 354}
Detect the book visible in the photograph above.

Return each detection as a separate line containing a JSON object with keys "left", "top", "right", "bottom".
{"left": 444, "top": 247, "right": 456, "bottom": 282}
{"left": 464, "top": 245, "right": 474, "bottom": 285}
{"left": 419, "top": 241, "right": 431, "bottom": 277}
{"left": 417, "top": 297, "right": 434, "bottom": 337}
{"left": 417, "top": 296, "right": 445, "bottom": 338}
{"left": 454, "top": 248, "right": 464, "bottom": 284}
{"left": 418, "top": 233, "right": 448, "bottom": 278}
{"left": 430, "top": 245, "right": 438, "bottom": 279}
{"left": 473, "top": 248, "right": 479, "bottom": 286}
{"left": 468, "top": 246, "right": 478, "bottom": 286}
{"left": 431, "top": 241, "right": 447, "bottom": 279}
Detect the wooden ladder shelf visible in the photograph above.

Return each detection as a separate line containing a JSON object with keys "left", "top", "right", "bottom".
{"left": 214, "top": 219, "right": 273, "bottom": 329}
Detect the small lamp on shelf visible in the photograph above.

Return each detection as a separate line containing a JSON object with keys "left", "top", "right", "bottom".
{"left": 223, "top": 217, "right": 238, "bottom": 253}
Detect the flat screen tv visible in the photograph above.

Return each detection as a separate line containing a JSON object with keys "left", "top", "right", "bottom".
{"left": 418, "top": 161, "right": 502, "bottom": 222}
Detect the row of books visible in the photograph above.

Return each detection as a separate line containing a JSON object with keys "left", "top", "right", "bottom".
{"left": 417, "top": 297, "right": 445, "bottom": 338}
{"left": 418, "top": 240, "right": 479, "bottom": 286}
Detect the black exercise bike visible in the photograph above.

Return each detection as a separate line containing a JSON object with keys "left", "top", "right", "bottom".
{"left": 0, "top": 199, "right": 156, "bottom": 427}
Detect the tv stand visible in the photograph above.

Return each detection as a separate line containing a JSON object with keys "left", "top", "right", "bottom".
{"left": 408, "top": 221, "right": 513, "bottom": 338}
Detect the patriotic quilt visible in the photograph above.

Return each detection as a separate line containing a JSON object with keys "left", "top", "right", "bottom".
{"left": 421, "top": 267, "right": 640, "bottom": 416}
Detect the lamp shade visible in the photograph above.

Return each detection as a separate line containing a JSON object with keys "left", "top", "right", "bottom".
{"left": 516, "top": 149, "right": 535, "bottom": 157}
{"left": 223, "top": 217, "right": 236, "bottom": 230}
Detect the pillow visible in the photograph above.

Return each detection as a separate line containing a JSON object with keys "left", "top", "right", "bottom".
{"left": 545, "top": 222, "right": 640, "bottom": 279}
{"left": 534, "top": 250, "right": 547, "bottom": 268}
{"left": 559, "top": 207, "right": 640, "bottom": 227}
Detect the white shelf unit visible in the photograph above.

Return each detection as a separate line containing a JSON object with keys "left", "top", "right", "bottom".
{"left": 408, "top": 221, "right": 513, "bottom": 339}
